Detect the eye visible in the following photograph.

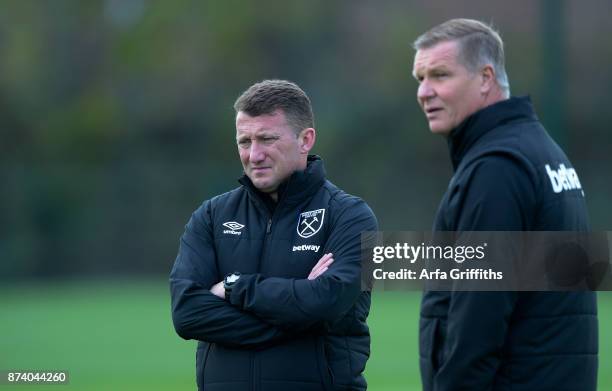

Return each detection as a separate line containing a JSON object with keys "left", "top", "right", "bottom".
{"left": 261, "top": 136, "right": 279, "bottom": 145}
{"left": 237, "top": 139, "right": 251, "bottom": 148}
{"left": 432, "top": 72, "right": 448, "bottom": 79}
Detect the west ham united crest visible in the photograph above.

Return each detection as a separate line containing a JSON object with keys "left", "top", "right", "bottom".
{"left": 297, "top": 209, "right": 325, "bottom": 238}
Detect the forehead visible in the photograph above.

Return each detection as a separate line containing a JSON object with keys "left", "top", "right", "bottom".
{"left": 235, "top": 109, "right": 290, "bottom": 135}
{"left": 413, "top": 40, "right": 461, "bottom": 73}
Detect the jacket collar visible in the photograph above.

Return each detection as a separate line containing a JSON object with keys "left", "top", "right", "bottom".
{"left": 447, "top": 96, "right": 538, "bottom": 170}
{"left": 238, "top": 155, "right": 326, "bottom": 213}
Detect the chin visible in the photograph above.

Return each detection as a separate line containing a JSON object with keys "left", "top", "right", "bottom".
{"left": 253, "top": 181, "right": 276, "bottom": 193}
{"left": 429, "top": 126, "right": 452, "bottom": 135}
{"left": 252, "top": 181, "right": 268, "bottom": 191}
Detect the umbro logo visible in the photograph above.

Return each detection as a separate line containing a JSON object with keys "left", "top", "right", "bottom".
{"left": 223, "top": 222, "right": 244, "bottom": 230}
{"left": 223, "top": 221, "right": 244, "bottom": 235}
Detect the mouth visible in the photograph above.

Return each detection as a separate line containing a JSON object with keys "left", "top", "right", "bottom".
{"left": 251, "top": 167, "right": 271, "bottom": 174}
{"left": 425, "top": 107, "right": 443, "bottom": 117}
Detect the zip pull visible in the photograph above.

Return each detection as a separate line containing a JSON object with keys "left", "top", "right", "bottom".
{"left": 266, "top": 219, "right": 272, "bottom": 234}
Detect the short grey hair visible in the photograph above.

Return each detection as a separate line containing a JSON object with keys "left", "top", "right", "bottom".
{"left": 414, "top": 18, "right": 510, "bottom": 97}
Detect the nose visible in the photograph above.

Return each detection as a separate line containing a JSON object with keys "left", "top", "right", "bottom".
{"left": 249, "top": 141, "right": 266, "bottom": 164}
{"left": 417, "top": 79, "right": 435, "bottom": 104}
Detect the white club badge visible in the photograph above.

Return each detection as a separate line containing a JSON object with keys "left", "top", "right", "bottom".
{"left": 297, "top": 209, "right": 325, "bottom": 238}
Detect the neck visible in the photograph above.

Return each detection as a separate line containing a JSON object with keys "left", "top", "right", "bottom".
{"left": 482, "top": 87, "right": 506, "bottom": 108}
{"left": 296, "top": 156, "right": 308, "bottom": 171}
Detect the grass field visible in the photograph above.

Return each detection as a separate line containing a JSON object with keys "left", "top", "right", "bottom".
{"left": 0, "top": 280, "right": 610, "bottom": 390}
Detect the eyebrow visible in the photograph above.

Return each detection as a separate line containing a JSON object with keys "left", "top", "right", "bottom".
{"left": 236, "top": 130, "right": 280, "bottom": 140}
{"left": 413, "top": 64, "right": 450, "bottom": 79}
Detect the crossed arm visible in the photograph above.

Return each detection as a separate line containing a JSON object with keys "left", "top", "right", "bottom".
{"left": 170, "top": 202, "right": 291, "bottom": 349}
{"left": 170, "top": 198, "right": 377, "bottom": 347}
{"left": 210, "top": 252, "right": 335, "bottom": 297}
{"left": 219, "top": 199, "right": 377, "bottom": 331}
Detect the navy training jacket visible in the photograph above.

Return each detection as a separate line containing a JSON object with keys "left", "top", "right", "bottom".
{"left": 171, "top": 156, "right": 378, "bottom": 391}
{"left": 420, "top": 97, "right": 598, "bottom": 391}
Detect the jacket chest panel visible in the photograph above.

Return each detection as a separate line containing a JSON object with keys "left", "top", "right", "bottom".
{"left": 261, "top": 213, "right": 328, "bottom": 277}
{"left": 213, "top": 208, "right": 329, "bottom": 278}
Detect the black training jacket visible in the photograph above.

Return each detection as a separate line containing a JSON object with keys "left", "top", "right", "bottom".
{"left": 420, "top": 97, "right": 598, "bottom": 391}
{"left": 170, "top": 156, "right": 378, "bottom": 391}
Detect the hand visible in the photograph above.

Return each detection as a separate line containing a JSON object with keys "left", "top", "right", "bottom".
{"left": 210, "top": 280, "right": 225, "bottom": 299}
{"left": 308, "top": 253, "right": 334, "bottom": 280}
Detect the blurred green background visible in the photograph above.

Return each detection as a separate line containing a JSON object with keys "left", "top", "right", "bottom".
{"left": 2, "top": 0, "right": 611, "bottom": 389}
{"left": 1, "top": 284, "right": 611, "bottom": 390}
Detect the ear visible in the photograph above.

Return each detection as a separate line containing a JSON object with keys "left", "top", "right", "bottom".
{"left": 480, "top": 64, "right": 496, "bottom": 95}
{"left": 298, "top": 128, "right": 316, "bottom": 154}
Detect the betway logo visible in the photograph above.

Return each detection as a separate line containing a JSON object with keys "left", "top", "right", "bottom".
{"left": 292, "top": 245, "right": 320, "bottom": 252}
{"left": 545, "top": 163, "right": 582, "bottom": 194}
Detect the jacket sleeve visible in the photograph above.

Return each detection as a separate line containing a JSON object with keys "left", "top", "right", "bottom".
{"left": 227, "top": 198, "right": 378, "bottom": 330}
{"left": 170, "top": 200, "right": 291, "bottom": 349}
{"left": 433, "top": 155, "right": 532, "bottom": 390}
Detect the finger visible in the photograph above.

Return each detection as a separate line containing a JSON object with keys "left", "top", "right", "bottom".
{"left": 310, "top": 255, "right": 334, "bottom": 276}
{"left": 313, "top": 253, "right": 332, "bottom": 270}
{"left": 312, "top": 267, "right": 329, "bottom": 280}
{"left": 309, "top": 253, "right": 332, "bottom": 276}
{"left": 317, "top": 257, "right": 334, "bottom": 272}
{"left": 309, "top": 259, "right": 333, "bottom": 280}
